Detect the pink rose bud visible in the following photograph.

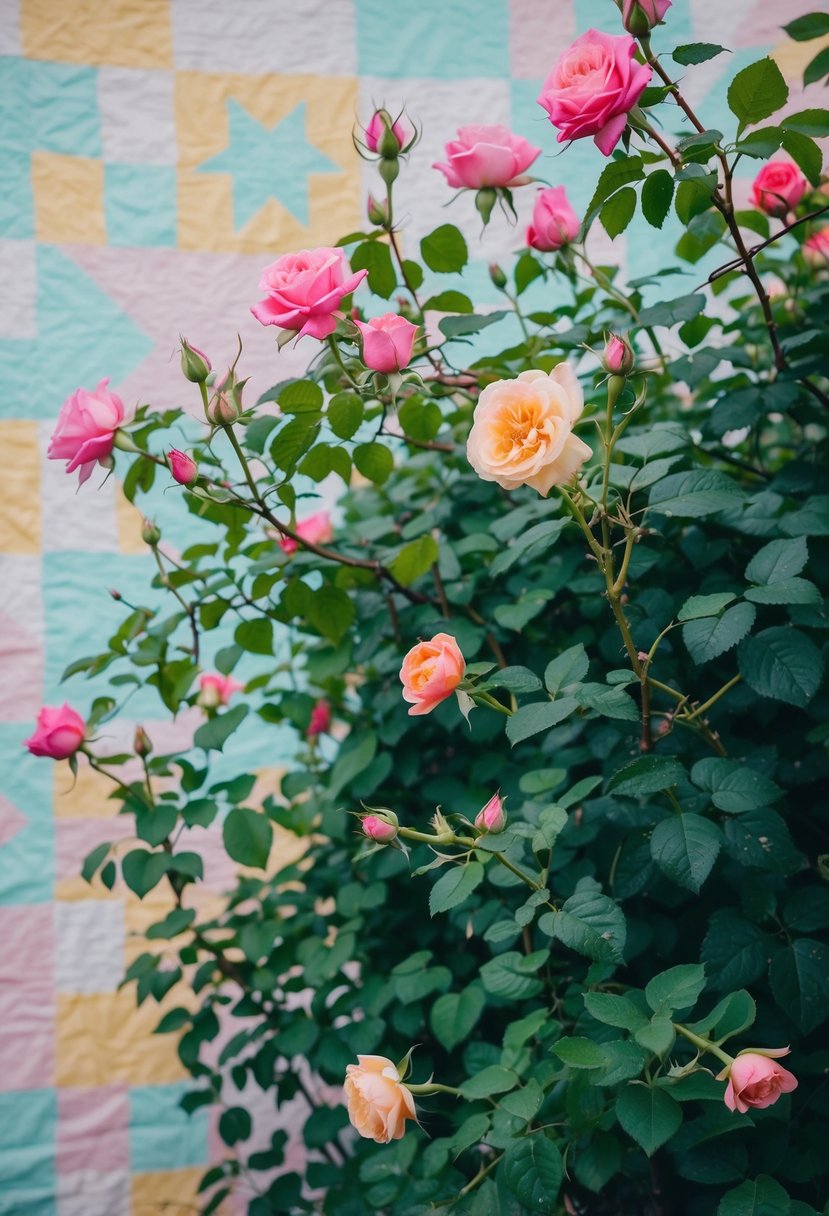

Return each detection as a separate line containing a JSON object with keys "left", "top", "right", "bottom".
{"left": 197, "top": 672, "right": 244, "bottom": 709}
{"left": 344, "top": 1055, "right": 418, "bottom": 1142}
{"left": 355, "top": 314, "right": 418, "bottom": 374}
{"left": 433, "top": 124, "right": 541, "bottom": 190}
{"left": 803, "top": 228, "right": 829, "bottom": 268}
{"left": 307, "top": 699, "right": 332, "bottom": 738}
{"left": 109, "top": 588, "right": 122, "bottom": 601}
{"left": 141, "top": 518, "right": 161, "bottom": 547}
{"left": 168, "top": 448, "right": 198, "bottom": 486}
{"left": 538, "top": 30, "right": 653, "bottom": 156}
{"left": 527, "top": 187, "right": 581, "bottom": 252}
{"left": 47, "top": 378, "right": 134, "bottom": 486}
{"left": 604, "top": 334, "right": 635, "bottom": 375}
{"left": 489, "top": 263, "right": 507, "bottom": 290}
{"left": 180, "top": 338, "right": 211, "bottom": 383}
{"left": 25, "top": 704, "right": 86, "bottom": 760}
{"left": 367, "top": 194, "right": 389, "bottom": 226}
{"left": 365, "top": 109, "right": 410, "bottom": 156}
{"left": 251, "top": 247, "right": 368, "bottom": 341}
{"left": 475, "top": 793, "right": 506, "bottom": 834}
{"left": 621, "top": 0, "right": 671, "bottom": 35}
{"left": 400, "top": 633, "right": 465, "bottom": 717}
{"left": 361, "top": 814, "right": 398, "bottom": 843}
{"left": 279, "top": 511, "right": 334, "bottom": 556}
{"left": 133, "top": 725, "right": 153, "bottom": 757}
{"left": 751, "top": 159, "right": 807, "bottom": 218}
{"left": 721, "top": 1049, "right": 798, "bottom": 1113}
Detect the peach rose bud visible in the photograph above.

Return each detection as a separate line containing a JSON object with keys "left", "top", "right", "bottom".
{"left": 603, "top": 334, "right": 635, "bottom": 375}
{"left": 475, "top": 793, "right": 506, "bottom": 834}
{"left": 361, "top": 814, "right": 398, "bottom": 844}
{"left": 721, "top": 1048, "right": 798, "bottom": 1113}
{"left": 168, "top": 449, "right": 198, "bottom": 486}
{"left": 25, "top": 704, "right": 86, "bottom": 760}
{"left": 399, "top": 633, "right": 465, "bottom": 716}
{"left": 344, "top": 1055, "right": 418, "bottom": 1143}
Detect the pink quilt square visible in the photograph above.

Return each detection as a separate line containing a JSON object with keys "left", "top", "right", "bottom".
{"left": 56, "top": 1085, "right": 130, "bottom": 1174}
{"left": 0, "top": 904, "right": 55, "bottom": 1089}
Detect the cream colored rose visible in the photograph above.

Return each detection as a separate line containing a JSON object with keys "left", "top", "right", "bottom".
{"left": 466, "top": 364, "right": 592, "bottom": 495}
{"left": 344, "top": 1055, "right": 418, "bottom": 1143}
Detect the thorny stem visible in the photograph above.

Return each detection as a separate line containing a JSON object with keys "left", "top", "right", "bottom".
{"left": 674, "top": 1022, "right": 734, "bottom": 1069}
{"left": 150, "top": 544, "right": 200, "bottom": 663}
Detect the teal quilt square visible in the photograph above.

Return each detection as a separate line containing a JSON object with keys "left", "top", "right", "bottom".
{"left": 105, "top": 164, "right": 176, "bottom": 248}
{"left": 356, "top": 0, "right": 509, "bottom": 78}
{"left": 129, "top": 1082, "right": 209, "bottom": 1172}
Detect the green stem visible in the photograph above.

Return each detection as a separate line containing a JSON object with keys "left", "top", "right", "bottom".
{"left": 327, "top": 335, "right": 362, "bottom": 388}
{"left": 686, "top": 674, "right": 741, "bottom": 722}
{"left": 406, "top": 1083, "right": 461, "bottom": 1096}
{"left": 472, "top": 689, "right": 513, "bottom": 716}
{"left": 492, "top": 852, "right": 542, "bottom": 894}
{"left": 557, "top": 486, "right": 605, "bottom": 563}
{"left": 674, "top": 1023, "right": 734, "bottom": 1068}
{"left": 397, "top": 827, "right": 458, "bottom": 847}
{"left": 223, "top": 423, "right": 261, "bottom": 502}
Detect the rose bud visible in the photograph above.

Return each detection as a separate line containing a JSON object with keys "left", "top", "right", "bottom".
{"left": 168, "top": 448, "right": 198, "bottom": 486}
{"left": 750, "top": 159, "right": 807, "bottom": 218}
{"left": 399, "top": 633, "right": 465, "bottom": 716}
{"left": 355, "top": 314, "right": 418, "bottom": 374}
{"left": 25, "top": 704, "right": 86, "bottom": 760}
{"left": 133, "top": 726, "right": 153, "bottom": 757}
{"left": 475, "top": 792, "right": 506, "bottom": 834}
{"left": 489, "top": 263, "right": 508, "bottom": 290}
{"left": 141, "top": 518, "right": 161, "bottom": 547}
{"left": 721, "top": 1049, "right": 798, "bottom": 1113}
{"left": 344, "top": 1055, "right": 418, "bottom": 1143}
{"left": 361, "top": 814, "right": 398, "bottom": 844}
{"left": 603, "top": 334, "right": 635, "bottom": 375}
{"left": 803, "top": 228, "right": 829, "bottom": 268}
{"left": 364, "top": 109, "right": 411, "bottom": 156}
{"left": 621, "top": 0, "right": 671, "bottom": 36}
{"left": 197, "top": 672, "right": 244, "bottom": 709}
{"left": 307, "top": 699, "right": 332, "bottom": 739}
{"left": 179, "top": 338, "right": 211, "bottom": 383}
{"left": 366, "top": 194, "right": 389, "bottom": 226}
{"left": 526, "top": 186, "right": 580, "bottom": 252}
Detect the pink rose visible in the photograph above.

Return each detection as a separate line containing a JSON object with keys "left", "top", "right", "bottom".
{"left": 356, "top": 313, "right": 418, "bottom": 374}
{"left": 537, "top": 30, "right": 653, "bottom": 156}
{"left": 168, "top": 449, "right": 198, "bottom": 486}
{"left": 527, "top": 187, "right": 581, "bottom": 251}
{"left": 475, "top": 793, "right": 506, "bottom": 834}
{"left": 365, "top": 110, "right": 410, "bottom": 154}
{"left": 803, "top": 228, "right": 829, "bottom": 267}
{"left": 433, "top": 124, "right": 541, "bottom": 189}
{"left": 344, "top": 1055, "right": 417, "bottom": 1143}
{"left": 47, "top": 379, "right": 133, "bottom": 486}
{"left": 307, "top": 699, "right": 332, "bottom": 738}
{"left": 361, "top": 815, "right": 398, "bottom": 843}
{"left": 198, "top": 673, "right": 244, "bottom": 709}
{"left": 400, "top": 633, "right": 465, "bottom": 717}
{"left": 621, "top": 0, "right": 671, "bottom": 33}
{"left": 279, "top": 511, "right": 333, "bottom": 556}
{"left": 251, "top": 248, "right": 368, "bottom": 341}
{"left": 722, "top": 1049, "right": 797, "bottom": 1113}
{"left": 751, "top": 160, "right": 807, "bottom": 218}
{"left": 25, "top": 704, "right": 86, "bottom": 759}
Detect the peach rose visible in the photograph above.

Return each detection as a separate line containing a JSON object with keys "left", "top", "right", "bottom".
{"left": 721, "top": 1049, "right": 798, "bottom": 1113}
{"left": 344, "top": 1055, "right": 417, "bottom": 1143}
{"left": 400, "top": 633, "right": 465, "bottom": 717}
{"left": 466, "top": 364, "right": 592, "bottom": 495}
{"left": 751, "top": 160, "right": 807, "bottom": 218}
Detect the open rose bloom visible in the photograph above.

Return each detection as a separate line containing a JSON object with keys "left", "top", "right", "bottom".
{"left": 198, "top": 673, "right": 244, "bottom": 709}
{"left": 344, "top": 1055, "right": 417, "bottom": 1143}
{"left": 47, "top": 379, "right": 133, "bottom": 485}
{"left": 400, "top": 633, "right": 465, "bottom": 716}
{"left": 433, "top": 124, "right": 540, "bottom": 189}
{"left": 278, "top": 511, "right": 333, "bottom": 555}
{"left": 251, "top": 248, "right": 368, "bottom": 340}
{"left": 466, "top": 364, "right": 592, "bottom": 495}
{"left": 751, "top": 159, "right": 807, "bottom": 218}
{"left": 721, "top": 1049, "right": 798, "bottom": 1113}
{"left": 25, "top": 704, "right": 86, "bottom": 759}
{"left": 537, "top": 30, "right": 652, "bottom": 156}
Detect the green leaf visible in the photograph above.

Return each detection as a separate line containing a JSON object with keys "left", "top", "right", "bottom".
{"left": 489, "top": 518, "right": 566, "bottom": 577}
{"left": 683, "top": 602, "right": 756, "bottom": 663}
{"left": 420, "top": 224, "right": 468, "bottom": 273}
{"left": 270, "top": 415, "right": 321, "bottom": 473}
{"left": 438, "top": 311, "right": 507, "bottom": 339}
{"left": 350, "top": 241, "right": 396, "bottom": 298}
{"left": 573, "top": 1131, "right": 624, "bottom": 1193}
{"left": 745, "top": 536, "right": 808, "bottom": 584}
{"left": 648, "top": 470, "right": 742, "bottom": 518}
{"left": 397, "top": 396, "right": 442, "bottom": 442}
{"left": 459, "top": 1065, "right": 518, "bottom": 1100}
{"left": 727, "top": 58, "right": 788, "bottom": 129}
{"left": 583, "top": 156, "right": 645, "bottom": 228}
{"left": 219, "top": 1106, "right": 253, "bottom": 1147}
{"left": 575, "top": 682, "right": 639, "bottom": 721}
{"left": 500, "top": 1080, "right": 544, "bottom": 1123}
{"left": 702, "top": 911, "right": 768, "bottom": 991}
{"left": 783, "top": 12, "right": 829, "bottom": 40}
{"left": 641, "top": 170, "right": 674, "bottom": 229}
{"left": 549, "top": 878, "right": 626, "bottom": 964}
{"left": 804, "top": 45, "right": 829, "bottom": 85}
{"left": 121, "top": 849, "right": 169, "bottom": 898}
{"left": 193, "top": 704, "right": 249, "bottom": 752}
{"left": 429, "top": 862, "right": 484, "bottom": 916}
{"left": 718, "top": 1175, "right": 792, "bottom": 1216}
{"left": 678, "top": 592, "right": 737, "bottom": 621}
{"left": 781, "top": 129, "right": 823, "bottom": 186}
{"left": 687, "top": 990, "right": 756, "bottom": 1043}
{"left": 430, "top": 986, "right": 486, "bottom": 1051}
{"left": 222, "top": 807, "right": 272, "bottom": 869}
{"left": 769, "top": 938, "right": 829, "bottom": 1033}
{"left": 544, "top": 644, "right": 588, "bottom": 694}
{"left": 306, "top": 585, "right": 356, "bottom": 645}
{"left": 503, "top": 1136, "right": 563, "bottom": 1214}
{"left": 600, "top": 187, "right": 637, "bottom": 239}
{"left": 616, "top": 1085, "right": 682, "bottom": 1156}
{"left": 634, "top": 1016, "right": 675, "bottom": 1056}
{"left": 738, "top": 626, "right": 824, "bottom": 707}
{"left": 421, "top": 290, "right": 474, "bottom": 313}
{"left": 583, "top": 992, "right": 648, "bottom": 1032}
{"left": 691, "top": 758, "right": 781, "bottom": 813}
{"left": 146, "top": 907, "right": 196, "bottom": 940}
{"left": 552, "top": 1037, "right": 608, "bottom": 1068}
{"left": 781, "top": 108, "right": 829, "bottom": 137}
{"left": 327, "top": 392, "right": 364, "bottom": 440}
{"left": 744, "top": 579, "right": 820, "bottom": 606}
{"left": 505, "top": 699, "right": 578, "bottom": 746}
{"left": 673, "top": 43, "right": 728, "bottom": 65}
{"left": 650, "top": 814, "right": 721, "bottom": 893}
{"left": 277, "top": 379, "right": 324, "bottom": 413}
{"left": 480, "top": 950, "right": 547, "bottom": 1000}
{"left": 234, "top": 619, "right": 273, "bottom": 656}
{"left": 645, "top": 964, "right": 706, "bottom": 1016}
{"left": 637, "top": 293, "right": 705, "bottom": 328}
{"left": 675, "top": 178, "right": 716, "bottom": 223}
{"left": 353, "top": 442, "right": 394, "bottom": 484}
{"left": 482, "top": 666, "right": 543, "bottom": 695}
{"left": 81, "top": 841, "right": 111, "bottom": 883}
{"left": 608, "top": 755, "right": 686, "bottom": 797}
{"left": 329, "top": 731, "right": 376, "bottom": 800}
{"left": 390, "top": 535, "right": 439, "bottom": 586}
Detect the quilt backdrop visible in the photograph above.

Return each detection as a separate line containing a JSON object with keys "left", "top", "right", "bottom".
{"left": 0, "top": 0, "right": 822, "bottom": 1212}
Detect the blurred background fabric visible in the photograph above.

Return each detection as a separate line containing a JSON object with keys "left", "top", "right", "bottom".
{"left": 0, "top": 0, "right": 822, "bottom": 1211}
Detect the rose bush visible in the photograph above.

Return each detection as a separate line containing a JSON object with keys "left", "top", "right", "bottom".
{"left": 27, "top": 7, "right": 829, "bottom": 1215}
